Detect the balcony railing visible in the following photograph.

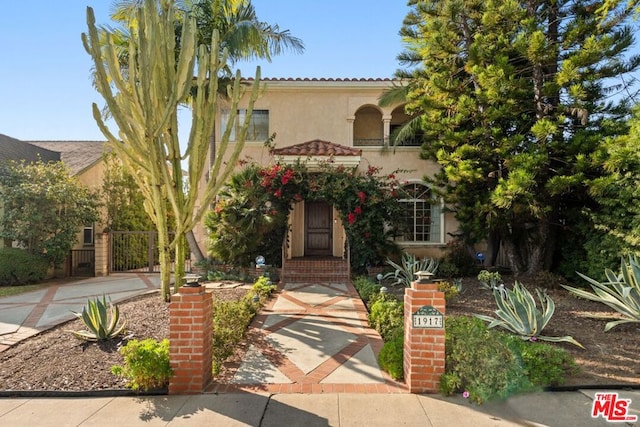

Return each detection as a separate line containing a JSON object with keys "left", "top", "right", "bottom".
{"left": 353, "top": 138, "right": 422, "bottom": 147}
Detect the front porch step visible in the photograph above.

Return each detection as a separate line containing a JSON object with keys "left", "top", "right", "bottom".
{"left": 281, "top": 258, "right": 350, "bottom": 284}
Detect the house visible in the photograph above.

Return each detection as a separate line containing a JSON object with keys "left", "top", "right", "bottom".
{"left": 194, "top": 78, "right": 460, "bottom": 278}
{"left": 0, "top": 134, "right": 107, "bottom": 275}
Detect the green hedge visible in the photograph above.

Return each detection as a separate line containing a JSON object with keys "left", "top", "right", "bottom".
{"left": 0, "top": 248, "right": 49, "bottom": 286}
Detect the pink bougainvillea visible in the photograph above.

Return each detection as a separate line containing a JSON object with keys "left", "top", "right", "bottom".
{"left": 348, "top": 212, "right": 356, "bottom": 225}
{"left": 357, "top": 191, "right": 366, "bottom": 204}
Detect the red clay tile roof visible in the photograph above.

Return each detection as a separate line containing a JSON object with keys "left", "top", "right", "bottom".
{"left": 271, "top": 140, "right": 362, "bottom": 157}
{"left": 243, "top": 77, "right": 393, "bottom": 82}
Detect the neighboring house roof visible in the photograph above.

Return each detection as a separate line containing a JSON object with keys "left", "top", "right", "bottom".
{"left": 0, "top": 133, "right": 60, "bottom": 164}
{"left": 272, "top": 139, "right": 362, "bottom": 157}
{"left": 28, "top": 141, "right": 108, "bottom": 175}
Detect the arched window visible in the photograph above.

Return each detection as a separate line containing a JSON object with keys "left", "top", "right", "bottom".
{"left": 396, "top": 183, "right": 442, "bottom": 243}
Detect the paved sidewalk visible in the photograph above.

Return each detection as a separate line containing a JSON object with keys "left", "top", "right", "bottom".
{"left": 0, "top": 390, "right": 637, "bottom": 426}
{"left": 0, "top": 274, "right": 160, "bottom": 351}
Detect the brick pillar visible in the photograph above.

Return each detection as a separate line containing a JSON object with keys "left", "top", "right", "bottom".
{"left": 168, "top": 285, "right": 213, "bottom": 394}
{"left": 94, "top": 233, "right": 109, "bottom": 277}
{"left": 403, "top": 279, "right": 446, "bottom": 393}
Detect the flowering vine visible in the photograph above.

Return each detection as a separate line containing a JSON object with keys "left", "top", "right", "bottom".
{"left": 206, "top": 160, "right": 408, "bottom": 272}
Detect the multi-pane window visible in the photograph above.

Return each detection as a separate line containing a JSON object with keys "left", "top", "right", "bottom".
{"left": 396, "top": 183, "right": 441, "bottom": 243}
{"left": 220, "top": 109, "right": 269, "bottom": 141}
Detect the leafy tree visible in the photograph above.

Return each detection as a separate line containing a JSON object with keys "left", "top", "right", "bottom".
{"left": 84, "top": 0, "right": 261, "bottom": 300}
{"left": 101, "top": 152, "right": 155, "bottom": 232}
{"left": 587, "top": 105, "right": 640, "bottom": 258}
{"left": 0, "top": 160, "right": 99, "bottom": 267}
{"left": 395, "top": 0, "right": 640, "bottom": 274}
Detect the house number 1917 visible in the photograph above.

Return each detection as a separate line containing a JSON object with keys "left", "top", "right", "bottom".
{"left": 412, "top": 315, "right": 443, "bottom": 329}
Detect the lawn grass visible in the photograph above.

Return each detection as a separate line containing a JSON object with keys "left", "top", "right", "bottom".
{"left": 0, "top": 283, "right": 49, "bottom": 298}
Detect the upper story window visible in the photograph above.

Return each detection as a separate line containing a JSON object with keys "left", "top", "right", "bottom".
{"left": 396, "top": 183, "right": 442, "bottom": 244}
{"left": 221, "top": 109, "right": 269, "bottom": 142}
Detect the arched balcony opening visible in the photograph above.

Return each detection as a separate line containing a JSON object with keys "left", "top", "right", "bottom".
{"left": 353, "top": 105, "right": 384, "bottom": 146}
{"left": 390, "top": 105, "right": 422, "bottom": 147}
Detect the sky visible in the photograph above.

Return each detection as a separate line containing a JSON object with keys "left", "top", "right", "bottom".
{"left": 0, "top": 1, "right": 410, "bottom": 141}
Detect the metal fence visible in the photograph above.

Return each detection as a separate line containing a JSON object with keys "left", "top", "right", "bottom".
{"left": 109, "top": 231, "right": 191, "bottom": 273}
{"left": 69, "top": 249, "right": 95, "bottom": 277}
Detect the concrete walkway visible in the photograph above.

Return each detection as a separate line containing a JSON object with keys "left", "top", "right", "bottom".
{"left": 0, "top": 274, "right": 159, "bottom": 352}
{"left": 209, "top": 280, "right": 404, "bottom": 394}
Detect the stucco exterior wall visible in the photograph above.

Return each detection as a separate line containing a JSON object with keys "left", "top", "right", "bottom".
{"left": 196, "top": 79, "right": 460, "bottom": 260}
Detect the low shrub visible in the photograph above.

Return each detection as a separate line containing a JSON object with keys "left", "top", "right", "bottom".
{"left": 441, "top": 316, "right": 577, "bottom": 403}
{"left": 378, "top": 334, "right": 404, "bottom": 380}
{"left": 503, "top": 336, "right": 579, "bottom": 387}
{"left": 368, "top": 294, "right": 404, "bottom": 341}
{"left": 212, "top": 293, "right": 259, "bottom": 375}
{"left": 353, "top": 276, "right": 381, "bottom": 306}
{"left": 111, "top": 338, "right": 172, "bottom": 391}
{"left": 0, "top": 248, "right": 49, "bottom": 286}
{"left": 437, "top": 279, "right": 462, "bottom": 302}
{"left": 252, "top": 275, "right": 277, "bottom": 300}
{"left": 440, "top": 316, "right": 534, "bottom": 404}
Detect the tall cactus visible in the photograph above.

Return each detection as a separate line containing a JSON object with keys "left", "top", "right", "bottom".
{"left": 83, "top": 0, "right": 261, "bottom": 300}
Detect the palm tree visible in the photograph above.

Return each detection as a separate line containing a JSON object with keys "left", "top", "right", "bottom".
{"left": 107, "top": 0, "right": 304, "bottom": 75}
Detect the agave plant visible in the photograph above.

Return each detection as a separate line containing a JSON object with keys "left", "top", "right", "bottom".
{"left": 562, "top": 255, "right": 640, "bottom": 332}
{"left": 475, "top": 281, "right": 584, "bottom": 348}
{"left": 71, "top": 295, "right": 127, "bottom": 341}
{"left": 383, "top": 252, "right": 439, "bottom": 287}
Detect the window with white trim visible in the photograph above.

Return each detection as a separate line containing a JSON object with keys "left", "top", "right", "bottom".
{"left": 220, "top": 109, "right": 269, "bottom": 141}
{"left": 396, "top": 183, "right": 442, "bottom": 243}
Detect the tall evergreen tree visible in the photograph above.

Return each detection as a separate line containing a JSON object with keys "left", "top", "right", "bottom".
{"left": 397, "top": 0, "right": 640, "bottom": 273}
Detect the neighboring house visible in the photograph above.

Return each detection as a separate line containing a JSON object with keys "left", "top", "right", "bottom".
{"left": 194, "top": 78, "right": 460, "bottom": 265}
{"left": 0, "top": 134, "right": 107, "bottom": 275}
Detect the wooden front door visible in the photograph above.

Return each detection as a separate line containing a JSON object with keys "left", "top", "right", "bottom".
{"left": 305, "top": 201, "right": 333, "bottom": 256}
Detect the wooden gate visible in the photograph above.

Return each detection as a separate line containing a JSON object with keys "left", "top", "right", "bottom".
{"left": 109, "top": 231, "right": 191, "bottom": 273}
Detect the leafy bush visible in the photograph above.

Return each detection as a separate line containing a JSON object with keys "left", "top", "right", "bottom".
{"left": 111, "top": 338, "right": 172, "bottom": 391}
{"left": 368, "top": 294, "right": 404, "bottom": 341}
{"left": 503, "top": 336, "right": 578, "bottom": 387}
{"left": 252, "top": 275, "right": 277, "bottom": 299}
{"left": 441, "top": 316, "right": 578, "bottom": 403}
{"left": 0, "top": 248, "right": 49, "bottom": 286}
{"left": 477, "top": 270, "right": 502, "bottom": 290}
{"left": 212, "top": 294, "right": 259, "bottom": 375}
{"left": 437, "top": 279, "right": 462, "bottom": 302}
{"left": 353, "top": 276, "right": 382, "bottom": 305}
{"left": 474, "top": 281, "right": 583, "bottom": 348}
{"left": 383, "top": 252, "right": 439, "bottom": 287}
{"left": 440, "top": 317, "right": 534, "bottom": 404}
{"left": 563, "top": 255, "right": 640, "bottom": 331}
{"left": 378, "top": 334, "right": 404, "bottom": 380}
{"left": 71, "top": 295, "right": 127, "bottom": 341}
